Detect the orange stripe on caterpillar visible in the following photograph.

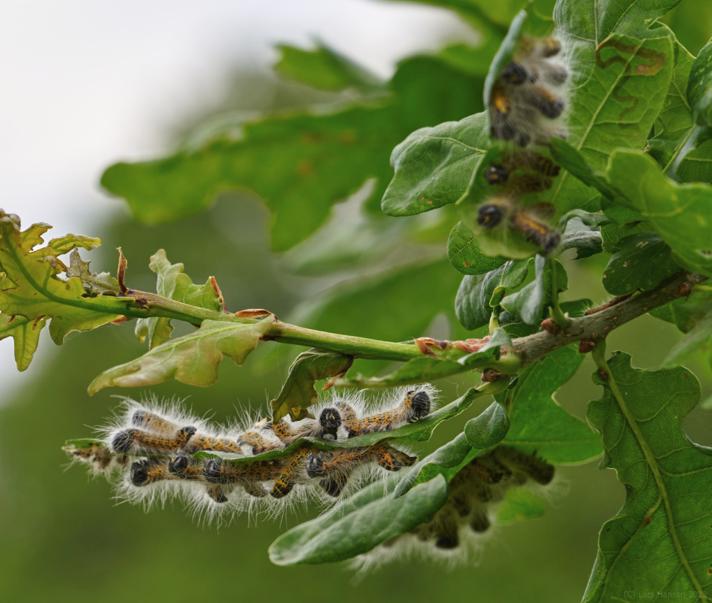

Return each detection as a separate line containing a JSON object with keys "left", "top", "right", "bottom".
{"left": 111, "top": 426, "right": 196, "bottom": 454}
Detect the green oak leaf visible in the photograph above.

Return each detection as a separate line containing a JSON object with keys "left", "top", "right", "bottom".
{"left": 464, "top": 400, "right": 509, "bottom": 448}
{"left": 649, "top": 37, "right": 696, "bottom": 173}
{"left": 549, "top": 8, "right": 675, "bottom": 213}
{"left": 500, "top": 255, "right": 568, "bottom": 326}
{"left": 559, "top": 216, "right": 603, "bottom": 259}
{"left": 503, "top": 346, "right": 602, "bottom": 465}
{"left": 663, "top": 308, "right": 712, "bottom": 366}
{"left": 268, "top": 474, "right": 448, "bottom": 566}
{"left": 271, "top": 350, "right": 353, "bottom": 422}
{"left": 554, "top": 0, "right": 681, "bottom": 41}
{"left": 339, "top": 356, "right": 464, "bottom": 388}
{"left": 455, "top": 260, "right": 529, "bottom": 329}
{"left": 0, "top": 212, "right": 125, "bottom": 370}
{"left": 676, "top": 136, "right": 712, "bottom": 182}
{"left": 583, "top": 352, "right": 712, "bottom": 602}
{"left": 606, "top": 150, "right": 712, "bottom": 276}
{"left": 688, "top": 37, "right": 712, "bottom": 127}
{"left": 652, "top": 287, "right": 712, "bottom": 336}
{"left": 602, "top": 233, "right": 682, "bottom": 295}
{"left": 274, "top": 42, "right": 383, "bottom": 92}
{"left": 88, "top": 317, "right": 275, "bottom": 395}
{"left": 380, "top": 112, "right": 490, "bottom": 216}
{"left": 447, "top": 221, "right": 506, "bottom": 275}
{"left": 135, "top": 249, "right": 223, "bottom": 349}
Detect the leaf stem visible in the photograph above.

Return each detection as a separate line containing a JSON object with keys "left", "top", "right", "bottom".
{"left": 548, "top": 257, "right": 570, "bottom": 329}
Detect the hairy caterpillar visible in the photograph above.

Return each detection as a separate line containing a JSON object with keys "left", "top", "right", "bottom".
{"left": 489, "top": 36, "right": 569, "bottom": 147}
{"left": 69, "top": 387, "right": 437, "bottom": 521}
{"left": 353, "top": 446, "right": 556, "bottom": 569}
{"left": 335, "top": 385, "right": 435, "bottom": 438}
{"left": 476, "top": 195, "right": 560, "bottom": 255}
{"left": 306, "top": 445, "right": 416, "bottom": 497}
{"left": 484, "top": 150, "right": 560, "bottom": 194}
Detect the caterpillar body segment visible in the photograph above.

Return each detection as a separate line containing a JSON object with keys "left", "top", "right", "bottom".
{"left": 484, "top": 151, "right": 560, "bottom": 194}
{"left": 488, "top": 36, "right": 569, "bottom": 147}
{"left": 63, "top": 441, "right": 128, "bottom": 474}
{"left": 493, "top": 446, "right": 554, "bottom": 485}
{"left": 130, "top": 408, "right": 180, "bottom": 434}
{"left": 183, "top": 433, "right": 242, "bottom": 454}
{"left": 476, "top": 196, "right": 560, "bottom": 256}
{"left": 111, "top": 425, "right": 197, "bottom": 455}
{"left": 270, "top": 449, "right": 311, "bottom": 499}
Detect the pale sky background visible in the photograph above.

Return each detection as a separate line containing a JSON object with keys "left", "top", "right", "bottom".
{"left": 0, "top": 0, "right": 471, "bottom": 399}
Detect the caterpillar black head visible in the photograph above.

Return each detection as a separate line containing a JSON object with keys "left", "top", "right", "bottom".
{"left": 111, "top": 429, "right": 135, "bottom": 454}
{"left": 168, "top": 455, "right": 190, "bottom": 477}
{"left": 409, "top": 390, "right": 431, "bottom": 421}
{"left": 318, "top": 407, "right": 341, "bottom": 441}
{"left": 306, "top": 453, "right": 326, "bottom": 478}
{"left": 477, "top": 204, "right": 505, "bottom": 228}
{"left": 203, "top": 458, "right": 224, "bottom": 483}
{"left": 130, "top": 459, "right": 151, "bottom": 487}
{"left": 485, "top": 163, "right": 509, "bottom": 186}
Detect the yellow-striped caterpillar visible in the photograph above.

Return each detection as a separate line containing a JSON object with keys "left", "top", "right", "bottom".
{"left": 476, "top": 195, "right": 560, "bottom": 255}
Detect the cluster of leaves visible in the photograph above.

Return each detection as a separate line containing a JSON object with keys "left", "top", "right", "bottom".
{"left": 3, "top": 0, "right": 712, "bottom": 600}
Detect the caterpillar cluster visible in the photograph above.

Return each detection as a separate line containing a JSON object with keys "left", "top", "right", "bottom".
{"left": 489, "top": 36, "right": 569, "bottom": 147}
{"left": 64, "top": 386, "right": 436, "bottom": 520}
{"left": 356, "top": 446, "right": 555, "bottom": 569}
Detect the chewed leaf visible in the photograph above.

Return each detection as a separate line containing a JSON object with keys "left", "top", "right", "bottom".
{"left": 271, "top": 350, "right": 353, "bottom": 422}
{"left": 88, "top": 317, "right": 275, "bottom": 395}
{"left": 135, "top": 249, "right": 223, "bottom": 349}
{"left": 584, "top": 353, "right": 712, "bottom": 602}
{"left": 269, "top": 474, "right": 448, "bottom": 566}
{"left": 0, "top": 211, "right": 125, "bottom": 370}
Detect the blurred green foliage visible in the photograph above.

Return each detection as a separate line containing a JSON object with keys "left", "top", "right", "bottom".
{"left": 1, "top": 1, "right": 711, "bottom": 602}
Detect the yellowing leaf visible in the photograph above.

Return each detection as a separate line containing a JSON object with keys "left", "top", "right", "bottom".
{"left": 135, "top": 249, "right": 223, "bottom": 349}
{"left": 88, "top": 317, "right": 275, "bottom": 395}
{"left": 0, "top": 211, "right": 124, "bottom": 370}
